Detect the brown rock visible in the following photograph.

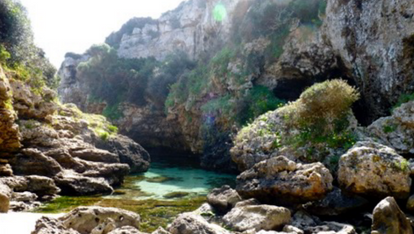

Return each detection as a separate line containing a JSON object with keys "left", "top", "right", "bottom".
{"left": 372, "top": 197, "right": 413, "bottom": 234}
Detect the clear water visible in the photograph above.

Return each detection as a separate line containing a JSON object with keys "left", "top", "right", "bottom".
{"left": 108, "top": 155, "right": 236, "bottom": 200}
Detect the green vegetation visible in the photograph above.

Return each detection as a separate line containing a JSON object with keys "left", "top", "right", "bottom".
{"left": 0, "top": 0, "right": 57, "bottom": 91}
{"left": 283, "top": 79, "right": 360, "bottom": 150}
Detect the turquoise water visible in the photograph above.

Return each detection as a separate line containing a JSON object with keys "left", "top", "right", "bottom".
{"left": 109, "top": 155, "right": 236, "bottom": 200}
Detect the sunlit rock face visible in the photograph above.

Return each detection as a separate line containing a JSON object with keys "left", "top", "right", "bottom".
{"left": 117, "top": 0, "right": 242, "bottom": 61}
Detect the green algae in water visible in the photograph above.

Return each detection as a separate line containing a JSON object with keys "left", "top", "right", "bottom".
{"left": 36, "top": 196, "right": 206, "bottom": 232}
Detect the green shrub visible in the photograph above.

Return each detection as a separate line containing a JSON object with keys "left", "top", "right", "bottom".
{"left": 283, "top": 79, "right": 359, "bottom": 148}
{"left": 99, "top": 131, "right": 110, "bottom": 141}
{"left": 102, "top": 102, "right": 123, "bottom": 120}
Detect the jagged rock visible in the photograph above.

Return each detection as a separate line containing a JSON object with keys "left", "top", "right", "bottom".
{"left": 290, "top": 210, "right": 319, "bottom": 231}
{"left": 207, "top": 185, "right": 241, "bottom": 212}
{"left": 0, "top": 182, "right": 11, "bottom": 213}
{"left": 10, "top": 148, "right": 63, "bottom": 177}
{"left": 10, "top": 79, "right": 58, "bottom": 120}
{"left": 372, "top": 197, "right": 413, "bottom": 234}
{"left": 369, "top": 101, "right": 414, "bottom": 155}
{"left": 282, "top": 225, "right": 304, "bottom": 234}
{"left": 338, "top": 141, "right": 411, "bottom": 199}
{"left": 236, "top": 156, "right": 333, "bottom": 204}
{"left": 305, "top": 222, "right": 356, "bottom": 234}
{"left": 222, "top": 204, "right": 291, "bottom": 232}
{"left": 0, "top": 162, "right": 13, "bottom": 176}
{"left": 168, "top": 213, "right": 230, "bottom": 234}
{"left": 235, "top": 198, "right": 260, "bottom": 208}
{"left": 32, "top": 216, "right": 80, "bottom": 234}
{"left": 303, "top": 187, "right": 369, "bottom": 216}
{"left": 54, "top": 171, "right": 114, "bottom": 196}
{"left": 407, "top": 195, "right": 414, "bottom": 212}
{"left": 0, "top": 65, "right": 21, "bottom": 156}
{"left": 69, "top": 148, "right": 119, "bottom": 164}
{"left": 1, "top": 175, "right": 60, "bottom": 197}
{"left": 60, "top": 206, "right": 140, "bottom": 234}
{"left": 94, "top": 135, "right": 150, "bottom": 173}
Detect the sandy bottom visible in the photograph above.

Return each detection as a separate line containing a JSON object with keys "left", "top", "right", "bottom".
{"left": 0, "top": 212, "right": 63, "bottom": 234}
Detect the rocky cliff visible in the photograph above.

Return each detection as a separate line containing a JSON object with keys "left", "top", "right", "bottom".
{"left": 58, "top": 0, "right": 414, "bottom": 171}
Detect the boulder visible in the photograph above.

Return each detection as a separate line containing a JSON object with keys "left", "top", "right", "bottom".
{"left": 168, "top": 213, "right": 230, "bottom": 234}
{"left": 10, "top": 148, "right": 63, "bottom": 177}
{"left": 151, "top": 227, "right": 170, "bottom": 234}
{"left": 372, "top": 197, "right": 413, "bottom": 234}
{"left": 94, "top": 135, "right": 150, "bottom": 173}
{"left": 236, "top": 156, "right": 333, "bottom": 204}
{"left": 0, "top": 182, "right": 11, "bottom": 213}
{"left": 60, "top": 206, "right": 140, "bottom": 234}
{"left": 407, "top": 195, "right": 414, "bottom": 212}
{"left": 54, "top": 171, "right": 114, "bottom": 196}
{"left": 32, "top": 216, "right": 80, "bottom": 234}
{"left": 222, "top": 204, "right": 291, "bottom": 232}
{"left": 69, "top": 148, "right": 119, "bottom": 164}
{"left": 303, "top": 187, "right": 369, "bottom": 216}
{"left": 1, "top": 175, "right": 60, "bottom": 198}
{"left": 338, "top": 141, "right": 411, "bottom": 199}
{"left": 207, "top": 185, "right": 241, "bottom": 212}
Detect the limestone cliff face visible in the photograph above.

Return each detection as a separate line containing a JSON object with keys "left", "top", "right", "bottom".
{"left": 322, "top": 0, "right": 414, "bottom": 121}
{"left": 117, "top": 0, "right": 242, "bottom": 60}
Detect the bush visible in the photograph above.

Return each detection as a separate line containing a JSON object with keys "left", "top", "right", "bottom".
{"left": 393, "top": 93, "right": 414, "bottom": 110}
{"left": 283, "top": 79, "right": 359, "bottom": 147}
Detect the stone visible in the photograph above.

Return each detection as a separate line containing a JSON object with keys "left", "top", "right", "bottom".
{"left": 94, "top": 135, "right": 150, "bottom": 173}
{"left": 151, "top": 227, "right": 170, "bottom": 234}
{"left": 9, "top": 148, "right": 63, "bottom": 177}
{"left": 207, "top": 185, "right": 241, "bottom": 212}
{"left": 1, "top": 175, "right": 60, "bottom": 197}
{"left": 60, "top": 206, "right": 141, "bottom": 234}
{"left": 12, "top": 191, "right": 38, "bottom": 202}
{"left": 69, "top": 148, "right": 120, "bottom": 164}
{"left": 369, "top": 101, "right": 414, "bottom": 155}
{"left": 0, "top": 182, "right": 11, "bottom": 213}
{"left": 236, "top": 156, "right": 333, "bottom": 204}
{"left": 372, "top": 197, "right": 413, "bottom": 234}
{"left": 32, "top": 216, "right": 80, "bottom": 234}
{"left": 54, "top": 171, "right": 114, "bottom": 196}
{"left": 222, "top": 204, "right": 291, "bottom": 232}
{"left": 303, "top": 187, "right": 369, "bottom": 216}
{"left": 338, "top": 141, "right": 411, "bottom": 199}
{"left": 168, "top": 213, "right": 231, "bottom": 234}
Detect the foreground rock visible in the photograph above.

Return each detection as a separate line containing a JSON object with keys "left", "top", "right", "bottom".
{"left": 338, "top": 141, "right": 411, "bottom": 199}
{"left": 372, "top": 197, "right": 413, "bottom": 234}
{"left": 207, "top": 185, "right": 241, "bottom": 213}
{"left": 236, "top": 156, "right": 333, "bottom": 204}
{"left": 33, "top": 206, "right": 141, "bottom": 234}
{"left": 222, "top": 204, "right": 291, "bottom": 232}
{"left": 168, "top": 213, "right": 230, "bottom": 234}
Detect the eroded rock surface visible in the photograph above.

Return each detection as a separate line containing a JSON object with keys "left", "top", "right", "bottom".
{"left": 236, "top": 156, "right": 333, "bottom": 204}
{"left": 338, "top": 141, "right": 411, "bottom": 199}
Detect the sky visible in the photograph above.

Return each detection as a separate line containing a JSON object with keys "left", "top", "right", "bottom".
{"left": 19, "top": 0, "right": 185, "bottom": 67}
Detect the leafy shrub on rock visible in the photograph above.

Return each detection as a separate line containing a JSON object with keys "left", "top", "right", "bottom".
{"left": 231, "top": 79, "right": 360, "bottom": 171}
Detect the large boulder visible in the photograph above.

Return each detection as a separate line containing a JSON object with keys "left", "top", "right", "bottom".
{"left": 60, "top": 206, "right": 141, "bottom": 234}
{"left": 206, "top": 185, "right": 241, "bottom": 213}
{"left": 32, "top": 216, "right": 80, "bottom": 234}
{"left": 168, "top": 213, "right": 230, "bottom": 234}
{"left": 54, "top": 171, "right": 114, "bottom": 196}
{"left": 1, "top": 175, "right": 60, "bottom": 198}
{"left": 236, "top": 156, "right": 333, "bottom": 204}
{"left": 338, "top": 141, "right": 411, "bottom": 199}
{"left": 94, "top": 135, "right": 150, "bottom": 173}
{"left": 222, "top": 204, "right": 291, "bottom": 232}
{"left": 372, "top": 197, "right": 413, "bottom": 234}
